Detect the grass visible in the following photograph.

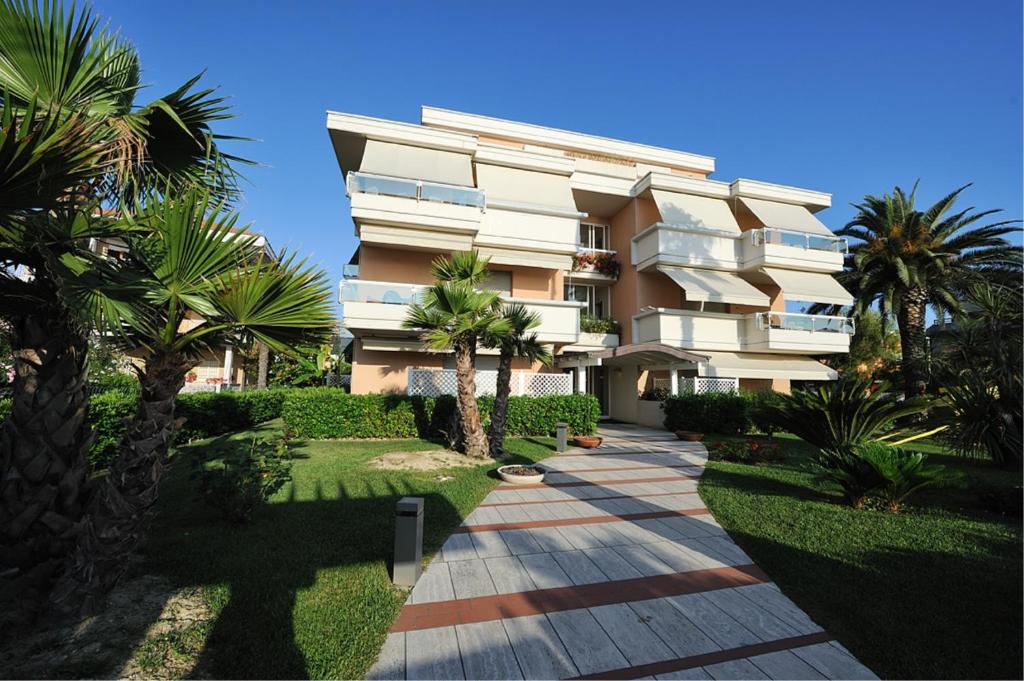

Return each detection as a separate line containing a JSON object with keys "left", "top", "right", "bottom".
{"left": 699, "top": 432, "right": 1023, "bottom": 680}
{"left": 139, "top": 419, "right": 557, "bottom": 679}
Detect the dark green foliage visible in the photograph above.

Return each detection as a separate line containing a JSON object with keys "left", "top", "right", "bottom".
{"left": 811, "top": 447, "right": 884, "bottom": 508}
{"left": 661, "top": 392, "right": 751, "bottom": 434}
{"left": 280, "top": 390, "right": 600, "bottom": 440}
{"left": 176, "top": 389, "right": 296, "bottom": 441}
{"left": 190, "top": 437, "right": 292, "bottom": 523}
{"left": 857, "top": 442, "right": 956, "bottom": 512}
{"left": 769, "top": 376, "right": 931, "bottom": 450}
{"left": 747, "top": 390, "right": 783, "bottom": 438}
{"left": 88, "top": 371, "right": 140, "bottom": 394}
{"left": 709, "top": 439, "right": 784, "bottom": 464}
{"left": 87, "top": 389, "right": 137, "bottom": 469}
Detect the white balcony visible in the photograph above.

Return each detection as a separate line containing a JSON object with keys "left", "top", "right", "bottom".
{"left": 742, "top": 228, "right": 846, "bottom": 273}
{"left": 632, "top": 223, "right": 742, "bottom": 271}
{"left": 340, "top": 279, "right": 582, "bottom": 344}
{"left": 346, "top": 172, "right": 485, "bottom": 249}
{"left": 633, "top": 308, "right": 854, "bottom": 355}
{"left": 743, "top": 312, "right": 853, "bottom": 354}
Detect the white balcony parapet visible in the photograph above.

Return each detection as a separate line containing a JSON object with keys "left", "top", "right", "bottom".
{"left": 756, "top": 312, "right": 855, "bottom": 335}
{"left": 407, "top": 368, "right": 571, "bottom": 397}
{"left": 346, "top": 171, "right": 485, "bottom": 210}
{"left": 339, "top": 279, "right": 426, "bottom": 305}
{"left": 749, "top": 228, "right": 848, "bottom": 254}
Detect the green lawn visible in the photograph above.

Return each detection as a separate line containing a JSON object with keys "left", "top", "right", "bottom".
{"left": 698, "top": 433, "right": 1023, "bottom": 680}
{"left": 139, "top": 420, "right": 557, "bottom": 679}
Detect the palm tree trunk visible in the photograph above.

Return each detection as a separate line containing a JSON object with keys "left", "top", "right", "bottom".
{"left": 487, "top": 348, "right": 514, "bottom": 456}
{"left": 0, "top": 310, "right": 91, "bottom": 624}
{"left": 897, "top": 287, "right": 929, "bottom": 398}
{"left": 257, "top": 342, "right": 269, "bottom": 390}
{"left": 50, "top": 350, "right": 191, "bottom": 615}
{"left": 453, "top": 339, "right": 489, "bottom": 459}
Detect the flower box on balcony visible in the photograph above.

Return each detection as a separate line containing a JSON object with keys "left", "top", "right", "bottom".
{"left": 572, "top": 250, "right": 620, "bottom": 278}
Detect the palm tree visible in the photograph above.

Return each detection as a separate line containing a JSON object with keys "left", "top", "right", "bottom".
{"left": 403, "top": 252, "right": 509, "bottom": 459}
{"left": 484, "top": 303, "right": 550, "bottom": 455}
{"left": 838, "top": 183, "right": 1021, "bottom": 397}
{"left": 51, "top": 190, "right": 334, "bottom": 612}
{"left": 0, "top": 0, "right": 245, "bottom": 609}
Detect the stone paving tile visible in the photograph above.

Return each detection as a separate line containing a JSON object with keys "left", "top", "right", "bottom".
{"left": 582, "top": 546, "right": 644, "bottom": 581}
{"left": 627, "top": 597, "right": 721, "bottom": 658}
{"left": 704, "top": 658, "right": 770, "bottom": 680}
{"left": 790, "top": 642, "right": 879, "bottom": 679}
{"left": 455, "top": 620, "right": 523, "bottom": 680}
{"left": 666, "top": 592, "right": 761, "bottom": 649}
{"left": 502, "top": 614, "right": 580, "bottom": 679}
{"left": 747, "top": 650, "right": 827, "bottom": 679}
{"left": 499, "top": 529, "right": 545, "bottom": 556}
{"left": 405, "top": 626, "right": 463, "bottom": 680}
{"left": 519, "top": 552, "right": 574, "bottom": 589}
{"left": 655, "top": 668, "right": 713, "bottom": 680}
{"left": 366, "top": 632, "right": 405, "bottom": 679}
{"left": 409, "top": 561, "right": 454, "bottom": 604}
{"left": 550, "top": 549, "right": 608, "bottom": 585}
{"left": 589, "top": 602, "right": 677, "bottom": 665}
{"left": 734, "top": 584, "right": 824, "bottom": 635}
{"left": 469, "top": 531, "right": 511, "bottom": 558}
{"left": 612, "top": 544, "right": 677, "bottom": 576}
{"left": 700, "top": 588, "right": 800, "bottom": 642}
{"left": 529, "top": 526, "right": 577, "bottom": 553}
{"left": 546, "top": 608, "right": 631, "bottom": 675}
{"left": 447, "top": 559, "right": 496, "bottom": 600}
{"left": 484, "top": 556, "right": 537, "bottom": 594}
{"left": 439, "top": 532, "right": 476, "bottom": 562}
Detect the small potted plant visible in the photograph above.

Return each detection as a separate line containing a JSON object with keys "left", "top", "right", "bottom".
{"left": 573, "top": 434, "right": 603, "bottom": 448}
{"left": 497, "top": 464, "right": 545, "bottom": 484}
{"left": 675, "top": 430, "right": 704, "bottom": 442}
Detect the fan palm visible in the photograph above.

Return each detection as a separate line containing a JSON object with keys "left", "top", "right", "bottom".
{"left": 403, "top": 252, "right": 509, "bottom": 459}
{"left": 50, "top": 189, "right": 334, "bottom": 612}
{"left": 483, "top": 303, "right": 550, "bottom": 455}
{"left": 0, "top": 0, "right": 246, "bottom": 609}
{"left": 837, "top": 183, "right": 1021, "bottom": 396}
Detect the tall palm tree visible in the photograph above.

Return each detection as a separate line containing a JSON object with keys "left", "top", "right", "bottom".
{"left": 51, "top": 190, "right": 334, "bottom": 613}
{"left": 838, "top": 183, "right": 1021, "bottom": 397}
{"left": 483, "top": 303, "right": 550, "bottom": 455}
{"left": 0, "top": 0, "right": 245, "bottom": 609}
{"left": 403, "top": 252, "right": 509, "bottom": 459}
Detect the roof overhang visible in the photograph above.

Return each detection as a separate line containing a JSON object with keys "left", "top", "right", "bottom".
{"left": 564, "top": 343, "right": 708, "bottom": 368}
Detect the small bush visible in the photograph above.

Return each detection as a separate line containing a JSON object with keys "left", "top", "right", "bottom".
{"left": 88, "top": 389, "right": 137, "bottom": 469}
{"left": 812, "top": 447, "right": 884, "bottom": 509}
{"left": 191, "top": 437, "right": 292, "bottom": 523}
{"left": 709, "top": 439, "right": 784, "bottom": 464}
{"left": 639, "top": 387, "right": 670, "bottom": 401}
{"left": 856, "top": 442, "right": 956, "bottom": 513}
{"left": 88, "top": 371, "right": 140, "bottom": 394}
{"left": 281, "top": 390, "right": 600, "bottom": 440}
{"left": 662, "top": 392, "right": 751, "bottom": 434}
{"left": 747, "top": 390, "right": 783, "bottom": 438}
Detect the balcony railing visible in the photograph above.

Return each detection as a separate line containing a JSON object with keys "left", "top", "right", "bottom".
{"left": 342, "top": 264, "right": 359, "bottom": 279}
{"left": 750, "top": 228, "right": 848, "bottom": 254}
{"left": 756, "top": 312, "right": 855, "bottom": 334}
{"left": 346, "top": 171, "right": 485, "bottom": 210}
{"left": 339, "top": 279, "right": 426, "bottom": 305}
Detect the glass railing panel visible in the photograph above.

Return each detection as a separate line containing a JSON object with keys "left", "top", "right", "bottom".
{"left": 340, "top": 280, "right": 426, "bottom": 305}
{"left": 348, "top": 172, "right": 485, "bottom": 209}
{"left": 758, "top": 312, "right": 855, "bottom": 334}
{"left": 752, "top": 228, "right": 847, "bottom": 253}
{"left": 348, "top": 173, "right": 418, "bottom": 199}
{"left": 419, "top": 182, "right": 485, "bottom": 208}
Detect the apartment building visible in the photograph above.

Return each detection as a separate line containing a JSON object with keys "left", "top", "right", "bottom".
{"left": 329, "top": 107, "right": 853, "bottom": 424}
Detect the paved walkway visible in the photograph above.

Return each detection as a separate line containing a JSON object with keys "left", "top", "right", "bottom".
{"left": 367, "top": 425, "right": 877, "bottom": 680}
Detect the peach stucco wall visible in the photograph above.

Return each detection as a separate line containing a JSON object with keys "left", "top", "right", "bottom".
{"left": 740, "top": 378, "right": 792, "bottom": 394}
{"left": 351, "top": 344, "right": 445, "bottom": 394}
{"left": 358, "top": 245, "right": 436, "bottom": 285}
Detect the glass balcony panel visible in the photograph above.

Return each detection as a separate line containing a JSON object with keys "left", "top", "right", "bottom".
{"left": 418, "top": 182, "right": 485, "bottom": 208}
{"left": 348, "top": 173, "right": 418, "bottom": 199}
{"left": 759, "top": 312, "right": 854, "bottom": 334}
{"left": 755, "top": 228, "right": 847, "bottom": 253}
{"left": 340, "top": 280, "right": 425, "bottom": 305}
{"left": 348, "top": 171, "right": 485, "bottom": 209}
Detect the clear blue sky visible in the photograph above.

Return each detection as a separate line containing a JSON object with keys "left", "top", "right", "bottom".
{"left": 95, "top": 0, "right": 1023, "bottom": 303}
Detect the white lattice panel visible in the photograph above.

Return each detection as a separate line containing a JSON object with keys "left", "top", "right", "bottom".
{"left": 407, "top": 369, "right": 571, "bottom": 397}
{"left": 683, "top": 377, "right": 739, "bottom": 394}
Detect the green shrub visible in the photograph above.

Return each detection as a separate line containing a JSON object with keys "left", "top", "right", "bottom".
{"left": 281, "top": 390, "right": 600, "bottom": 440}
{"left": 856, "top": 442, "right": 956, "bottom": 513}
{"left": 709, "top": 439, "right": 784, "bottom": 464}
{"left": 88, "top": 371, "right": 140, "bottom": 394}
{"left": 579, "top": 314, "right": 620, "bottom": 335}
{"left": 769, "top": 377, "right": 931, "bottom": 451}
{"left": 88, "top": 389, "right": 137, "bottom": 469}
{"left": 176, "top": 388, "right": 295, "bottom": 441}
{"left": 747, "top": 390, "right": 783, "bottom": 438}
{"left": 191, "top": 436, "right": 292, "bottom": 523}
{"left": 662, "top": 392, "right": 751, "bottom": 434}
{"left": 812, "top": 447, "right": 884, "bottom": 509}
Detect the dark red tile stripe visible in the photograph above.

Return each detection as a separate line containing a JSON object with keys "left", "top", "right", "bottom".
{"left": 391, "top": 564, "right": 769, "bottom": 632}
{"left": 570, "top": 631, "right": 835, "bottom": 680}
{"left": 546, "top": 463, "right": 699, "bottom": 474}
{"left": 496, "top": 474, "right": 698, "bottom": 491}
{"left": 454, "top": 507, "right": 710, "bottom": 533}
{"left": 479, "top": 490, "right": 698, "bottom": 508}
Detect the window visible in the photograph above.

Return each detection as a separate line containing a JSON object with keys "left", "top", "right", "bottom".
{"left": 565, "top": 283, "right": 609, "bottom": 317}
{"left": 579, "top": 223, "right": 608, "bottom": 251}
{"left": 482, "top": 271, "right": 512, "bottom": 296}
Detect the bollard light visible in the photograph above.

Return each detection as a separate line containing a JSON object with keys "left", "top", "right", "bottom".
{"left": 556, "top": 422, "right": 568, "bottom": 452}
{"left": 393, "top": 496, "right": 423, "bottom": 587}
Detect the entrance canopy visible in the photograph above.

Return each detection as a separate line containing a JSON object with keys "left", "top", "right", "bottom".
{"left": 558, "top": 343, "right": 707, "bottom": 368}
{"left": 697, "top": 351, "right": 837, "bottom": 380}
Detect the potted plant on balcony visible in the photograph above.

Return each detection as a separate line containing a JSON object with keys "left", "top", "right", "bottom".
{"left": 580, "top": 314, "right": 620, "bottom": 335}
{"left": 572, "top": 251, "right": 621, "bottom": 278}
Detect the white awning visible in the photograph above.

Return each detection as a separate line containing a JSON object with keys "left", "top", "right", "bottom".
{"left": 739, "top": 197, "right": 834, "bottom": 237}
{"left": 359, "top": 140, "right": 474, "bottom": 186}
{"left": 658, "top": 265, "right": 769, "bottom": 306}
{"left": 762, "top": 267, "right": 853, "bottom": 306}
{"left": 651, "top": 190, "right": 740, "bottom": 235}
{"left": 697, "top": 352, "right": 838, "bottom": 380}
{"left": 475, "top": 164, "right": 577, "bottom": 211}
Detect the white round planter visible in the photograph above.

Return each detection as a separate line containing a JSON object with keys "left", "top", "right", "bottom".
{"left": 497, "top": 465, "right": 545, "bottom": 485}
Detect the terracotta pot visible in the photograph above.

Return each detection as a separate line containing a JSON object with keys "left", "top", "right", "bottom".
{"left": 573, "top": 435, "right": 603, "bottom": 449}
{"left": 675, "top": 430, "right": 705, "bottom": 442}
{"left": 496, "top": 465, "right": 545, "bottom": 485}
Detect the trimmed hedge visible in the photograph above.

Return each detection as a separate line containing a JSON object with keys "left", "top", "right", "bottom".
{"left": 280, "top": 390, "right": 600, "bottom": 440}
{"left": 176, "top": 388, "right": 296, "bottom": 442}
{"left": 662, "top": 391, "right": 757, "bottom": 435}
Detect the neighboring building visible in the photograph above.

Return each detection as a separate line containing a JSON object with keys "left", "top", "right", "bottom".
{"left": 88, "top": 231, "right": 269, "bottom": 393}
{"left": 328, "top": 107, "right": 854, "bottom": 423}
